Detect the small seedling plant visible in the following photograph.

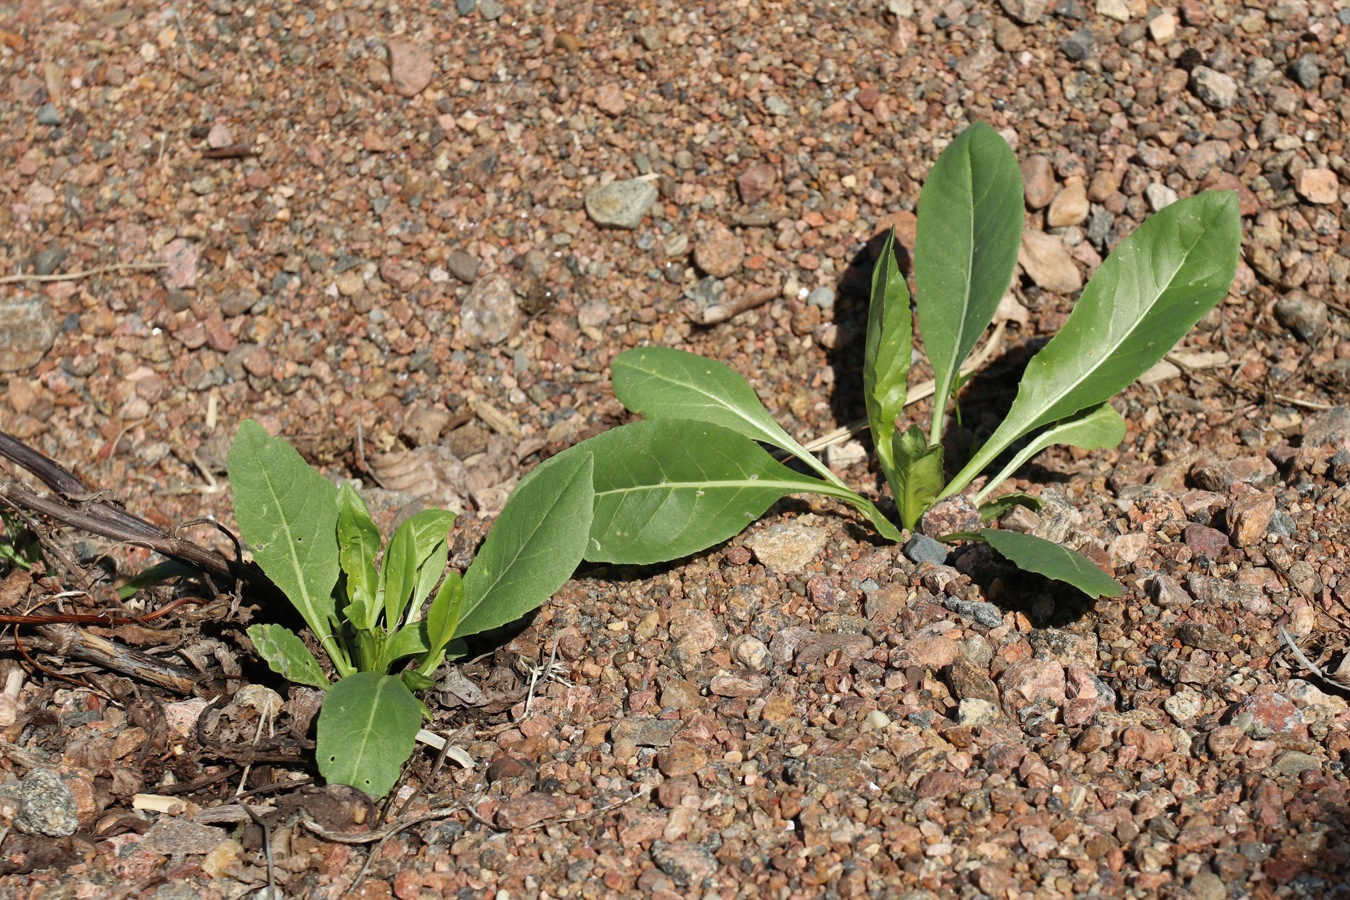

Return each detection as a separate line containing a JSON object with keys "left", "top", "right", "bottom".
{"left": 552, "top": 122, "right": 1239, "bottom": 595}
{"left": 226, "top": 421, "right": 594, "bottom": 797}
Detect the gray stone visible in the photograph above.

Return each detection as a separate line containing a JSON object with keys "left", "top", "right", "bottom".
{"left": 944, "top": 598, "right": 1004, "bottom": 628}
{"left": 1190, "top": 67, "right": 1239, "bottom": 110}
{"left": 1060, "top": 28, "right": 1094, "bottom": 61}
{"left": 903, "top": 534, "right": 949, "bottom": 565}
{"left": 999, "top": 0, "right": 1048, "bottom": 24}
{"left": 0, "top": 295, "right": 58, "bottom": 374}
{"left": 2, "top": 769, "right": 78, "bottom": 837}
{"left": 806, "top": 286, "right": 836, "bottom": 309}
{"left": 585, "top": 178, "right": 658, "bottom": 229}
{"left": 1304, "top": 406, "right": 1350, "bottom": 452}
{"left": 479, "top": 0, "right": 505, "bottom": 19}
{"left": 611, "top": 718, "right": 681, "bottom": 748}
{"left": 650, "top": 840, "right": 717, "bottom": 887}
{"left": 455, "top": 0, "right": 476, "bottom": 13}
{"left": 33, "top": 246, "right": 67, "bottom": 276}
{"left": 1275, "top": 291, "right": 1329, "bottom": 343}
{"left": 35, "top": 103, "right": 61, "bottom": 126}
{"left": 446, "top": 249, "right": 481, "bottom": 284}
{"left": 220, "top": 288, "right": 261, "bottom": 317}
{"left": 459, "top": 273, "right": 519, "bottom": 347}
{"left": 1289, "top": 54, "right": 1320, "bottom": 89}
{"left": 1268, "top": 750, "right": 1320, "bottom": 779}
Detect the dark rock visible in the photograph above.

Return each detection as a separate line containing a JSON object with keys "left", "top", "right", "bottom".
{"left": 904, "top": 534, "right": 949, "bottom": 565}
{"left": 1274, "top": 291, "right": 1328, "bottom": 343}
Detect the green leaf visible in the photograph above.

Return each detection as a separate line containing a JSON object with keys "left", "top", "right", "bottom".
{"left": 947, "top": 191, "right": 1240, "bottom": 497}
{"left": 426, "top": 570, "right": 464, "bottom": 656}
{"left": 456, "top": 451, "right": 595, "bottom": 640}
{"left": 978, "top": 492, "right": 1044, "bottom": 523}
{"left": 891, "top": 424, "right": 946, "bottom": 532}
{"left": 228, "top": 421, "right": 346, "bottom": 672}
{"left": 405, "top": 509, "right": 457, "bottom": 627}
{"left": 975, "top": 402, "right": 1126, "bottom": 504}
{"left": 863, "top": 229, "right": 914, "bottom": 499}
{"left": 380, "top": 517, "right": 419, "bottom": 628}
{"left": 248, "top": 623, "right": 330, "bottom": 690}
{"left": 117, "top": 560, "right": 200, "bottom": 600}
{"left": 380, "top": 619, "right": 431, "bottom": 667}
{"left": 612, "top": 347, "right": 846, "bottom": 489}
{"left": 915, "top": 122, "right": 1023, "bottom": 444}
{"left": 337, "top": 484, "right": 382, "bottom": 631}
{"left": 565, "top": 420, "right": 864, "bottom": 565}
{"left": 316, "top": 673, "right": 422, "bottom": 797}
{"left": 977, "top": 528, "right": 1123, "bottom": 599}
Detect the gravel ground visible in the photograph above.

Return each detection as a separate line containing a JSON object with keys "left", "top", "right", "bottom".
{"left": 3, "top": 0, "right": 1350, "bottom": 896}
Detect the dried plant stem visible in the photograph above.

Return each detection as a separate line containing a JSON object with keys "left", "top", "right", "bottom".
{"left": 0, "top": 261, "right": 166, "bottom": 285}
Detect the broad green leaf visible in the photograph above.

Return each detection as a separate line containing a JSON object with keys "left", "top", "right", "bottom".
{"left": 946, "top": 191, "right": 1240, "bottom": 497}
{"left": 456, "top": 451, "right": 595, "bottom": 640}
{"left": 915, "top": 122, "right": 1023, "bottom": 444}
{"left": 612, "top": 347, "right": 846, "bottom": 489}
{"left": 380, "top": 619, "right": 431, "bottom": 668}
{"left": 426, "top": 570, "right": 464, "bottom": 655}
{"left": 891, "top": 424, "right": 946, "bottom": 532}
{"left": 978, "top": 492, "right": 1044, "bottom": 523}
{"left": 864, "top": 229, "right": 913, "bottom": 499}
{"left": 337, "top": 484, "right": 382, "bottom": 631}
{"left": 228, "top": 421, "right": 345, "bottom": 673}
{"left": 248, "top": 623, "right": 329, "bottom": 690}
{"left": 977, "top": 528, "right": 1123, "bottom": 598}
{"left": 380, "top": 518, "right": 418, "bottom": 628}
{"left": 975, "top": 403, "right": 1126, "bottom": 504}
{"left": 316, "top": 672, "right": 422, "bottom": 797}
{"left": 563, "top": 420, "right": 868, "bottom": 565}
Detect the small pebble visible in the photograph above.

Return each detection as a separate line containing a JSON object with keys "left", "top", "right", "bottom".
{"left": 585, "top": 179, "right": 658, "bottom": 229}
{"left": 36, "top": 103, "right": 61, "bottom": 126}
{"left": 903, "top": 534, "right": 949, "bottom": 565}
{"left": 1190, "top": 67, "right": 1239, "bottom": 109}
{"left": 459, "top": 274, "right": 519, "bottom": 347}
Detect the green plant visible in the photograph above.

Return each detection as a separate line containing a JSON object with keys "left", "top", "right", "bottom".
{"left": 552, "top": 122, "right": 1240, "bottom": 596}
{"left": 226, "top": 420, "right": 593, "bottom": 797}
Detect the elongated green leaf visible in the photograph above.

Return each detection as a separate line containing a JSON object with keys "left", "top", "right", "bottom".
{"left": 456, "top": 451, "right": 594, "bottom": 640}
{"left": 248, "top": 623, "right": 329, "bottom": 690}
{"left": 978, "top": 528, "right": 1123, "bottom": 598}
{"left": 426, "top": 570, "right": 463, "bottom": 655}
{"left": 978, "top": 492, "right": 1043, "bottom": 522}
{"left": 915, "top": 122, "right": 1023, "bottom": 444}
{"left": 891, "top": 424, "right": 946, "bottom": 532}
{"left": 975, "top": 402, "right": 1126, "bottom": 504}
{"left": 864, "top": 229, "right": 914, "bottom": 498}
{"left": 337, "top": 484, "right": 382, "bottom": 631}
{"left": 405, "top": 509, "right": 456, "bottom": 626}
{"left": 380, "top": 519, "right": 418, "bottom": 628}
{"left": 947, "top": 191, "right": 1240, "bottom": 497}
{"left": 117, "top": 560, "right": 200, "bottom": 600}
{"left": 228, "top": 421, "right": 344, "bottom": 671}
{"left": 612, "top": 347, "right": 845, "bottom": 489}
{"left": 559, "top": 420, "right": 843, "bottom": 564}
{"left": 316, "top": 673, "right": 422, "bottom": 797}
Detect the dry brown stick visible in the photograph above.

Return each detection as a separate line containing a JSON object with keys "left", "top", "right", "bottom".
{"left": 0, "top": 261, "right": 166, "bottom": 285}
{"left": 0, "top": 430, "right": 242, "bottom": 581}
{"left": 34, "top": 624, "right": 200, "bottom": 693}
